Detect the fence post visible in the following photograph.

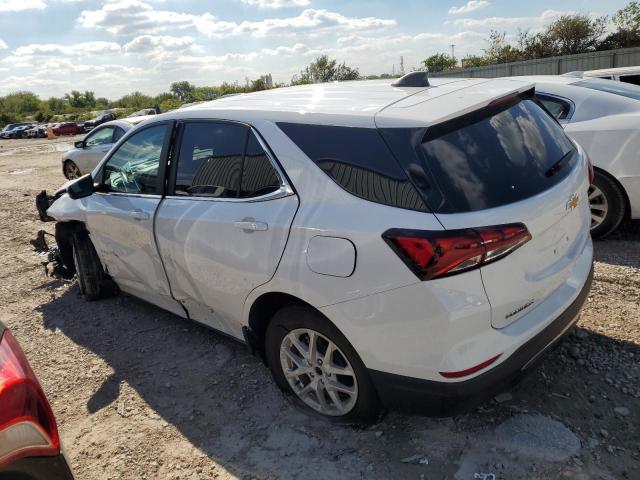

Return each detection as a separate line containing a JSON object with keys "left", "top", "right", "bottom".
{"left": 611, "top": 52, "right": 617, "bottom": 68}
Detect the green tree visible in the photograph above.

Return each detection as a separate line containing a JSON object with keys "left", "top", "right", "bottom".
{"left": 421, "top": 53, "right": 457, "bottom": 72}
{"left": 546, "top": 14, "right": 607, "bottom": 54}
{"left": 292, "top": 55, "right": 360, "bottom": 84}
{"left": 601, "top": 2, "right": 640, "bottom": 49}
{"left": 170, "top": 81, "right": 195, "bottom": 102}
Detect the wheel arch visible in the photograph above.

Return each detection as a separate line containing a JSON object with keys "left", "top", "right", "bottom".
{"left": 593, "top": 166, "right": 631, "bottom": 220}
{"left": 245, "top": 291, "right": 330, "bottom": 363}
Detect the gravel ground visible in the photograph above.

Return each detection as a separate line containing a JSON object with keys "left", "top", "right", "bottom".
{"left": 0, "top": 137, "right": 638, "bottom": 480}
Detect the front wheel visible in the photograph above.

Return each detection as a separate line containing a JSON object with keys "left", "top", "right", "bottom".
{"left": 72, "top": 231, "right": 110, "bottom": 301}
{"left": 589, "top": 170, "right": 626, "bottom": 238}
{"left": 265, "top": 305, "right": 381, "bottom": 423}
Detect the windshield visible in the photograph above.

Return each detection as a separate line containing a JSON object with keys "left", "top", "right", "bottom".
{"left": 381, "top": 96, "right": 577, "bottom": 213}
{"left": 574, "top": 79, "right": 640, "bottom": 101}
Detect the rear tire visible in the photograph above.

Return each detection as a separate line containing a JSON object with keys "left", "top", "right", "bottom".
{"left": 265, "top": 305, "right": 381, "bottom": 424}
{"left": 72, "top": 231, "right": 109, "bottom": 301}
{"left": 590, "top": 170, "right": 626, "bottom": 238}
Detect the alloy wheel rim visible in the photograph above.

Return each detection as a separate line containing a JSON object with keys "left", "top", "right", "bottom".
{"left": 279, "top": 328, "right": 358, "bottom": 416}
{"left": 588, "top": 184, "right": 609, "bottom": 230}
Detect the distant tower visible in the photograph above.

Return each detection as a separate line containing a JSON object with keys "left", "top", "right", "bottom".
{"left": 399, "top": 56, "right": 405, "bottom": 75}
{"left": 450, "top": 44, "right": 456, "bottom": 60}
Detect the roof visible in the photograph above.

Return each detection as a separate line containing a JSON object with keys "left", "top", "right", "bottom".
{"left": 102, "top": 115, "right": 156, "bottom": 130}
{"left": 155, "top": 77, "right": 533, "bottom": 128}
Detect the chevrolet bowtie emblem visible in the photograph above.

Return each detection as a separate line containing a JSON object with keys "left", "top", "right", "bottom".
{"left": 566, "top": 193, "right": 579, "bottom": 210}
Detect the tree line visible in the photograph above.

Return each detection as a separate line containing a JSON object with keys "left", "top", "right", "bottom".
{"left": 0, "top": 55, "right": 364, "bottom": 128}
{"left": 424, "top": 2, "right": 640, "bottom": 72}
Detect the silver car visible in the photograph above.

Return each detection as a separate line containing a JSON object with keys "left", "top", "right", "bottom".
{"left": 61, "top": 116, "right": 153, "bottom": 179}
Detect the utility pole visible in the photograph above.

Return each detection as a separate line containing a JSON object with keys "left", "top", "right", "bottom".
{"left": 400, "top": 56, "right": 405, "bottom": 75}
{"left": 450, "top": 44, "right": 456, "bottom": 63}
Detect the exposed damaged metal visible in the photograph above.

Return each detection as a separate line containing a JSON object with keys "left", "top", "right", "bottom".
{"left": 30, "top": 229, "right": 74, "bottom": 279}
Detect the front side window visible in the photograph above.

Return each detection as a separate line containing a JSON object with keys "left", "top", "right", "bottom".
{"left": 104, "top": 124, "right": 167, "bottom": 194}
{"left": 85, "top": 127, "right": 114, "bottom": 147}
{"left": 113, "top": 126, "right": 126, "bottom": 142}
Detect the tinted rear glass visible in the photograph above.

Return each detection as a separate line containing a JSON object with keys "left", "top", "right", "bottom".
{"left": 574, "top": 79, "right": 640, "bottom": 101}
{"left": 278, "top": 123, "right": 428, "bottom": 212}
{"left": 394, "top": 98, "right": 576, "bottom": 213}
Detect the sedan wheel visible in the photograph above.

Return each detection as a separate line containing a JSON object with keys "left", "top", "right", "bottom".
{"left": 280, "top": 328, "right": 358, "bottom": 416}
{"left": 588, "top": 184, "right": 608, "bottom": 230}
{"left": 64, "top": 160, "right": 81, "bottom": 179}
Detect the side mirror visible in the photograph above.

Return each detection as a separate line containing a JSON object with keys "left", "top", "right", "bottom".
{"left": 74, "top": 140, "right": 85, "bottom": 149}
{"left": 67, "top": 174, "right": 95, "bottom": 199}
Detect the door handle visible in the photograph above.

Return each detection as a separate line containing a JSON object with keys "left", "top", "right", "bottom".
{"left": 129, "top": 209, "right": 150, "bottom": 221}
{"left": 234, "top": 219, "right": 268, "bottom": 232}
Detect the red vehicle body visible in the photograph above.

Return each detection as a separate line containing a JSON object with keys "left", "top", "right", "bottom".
{"left": 52, "top": 122, "right": 77, "bottom": 136}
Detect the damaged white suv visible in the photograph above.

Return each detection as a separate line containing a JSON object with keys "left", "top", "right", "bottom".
{"left": 38, "top": 74, "right": 594, "bottom": 422}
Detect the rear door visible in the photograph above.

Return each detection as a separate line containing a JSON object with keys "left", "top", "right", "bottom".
{"left": 383, "top": 94, "right": 591, "bottom": 329}
{"left": 154, "top": 121, "right": 298, "bottom": 337}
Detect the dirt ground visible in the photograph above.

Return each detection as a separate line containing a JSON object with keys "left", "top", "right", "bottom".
{"left": 0, "top": 136, "right": 638, "bottom": 480}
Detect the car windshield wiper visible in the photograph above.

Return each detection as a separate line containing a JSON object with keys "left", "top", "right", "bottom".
{"left": 545, "top": 149, "right": 574, "bottom": 178}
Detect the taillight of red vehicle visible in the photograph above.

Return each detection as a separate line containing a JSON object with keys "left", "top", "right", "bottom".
{"left": 383, "top": 223, "right": 531, "bottom": 281}
{"left": 0, "top": 329, "right": 60, "bottom": 469}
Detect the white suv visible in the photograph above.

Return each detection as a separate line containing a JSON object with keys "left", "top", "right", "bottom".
{"left": 40, "top": 75, "right": 594, "bottom": 422}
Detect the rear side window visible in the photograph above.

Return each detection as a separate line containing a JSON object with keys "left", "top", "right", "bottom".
{"left": 383, "top": 97, "right": 577, "bottom": 213}
{"left": 174, "top": 122, "right": 282, "bottom": 199}
{"left": 277, "top": 123, "right": 428, "bottom": 212}
{"left": 536, "top": 94, "right": 572, "bottom": 120}
{"left": 574, "top": 79, "right": 640, "bottom": 101}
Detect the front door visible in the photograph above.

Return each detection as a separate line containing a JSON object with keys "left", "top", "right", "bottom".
{"left": 84, "top": 121, "right": 183, "bottom": 316}
{"left": 154, "top": 121, "right": 298, "bottom": 337}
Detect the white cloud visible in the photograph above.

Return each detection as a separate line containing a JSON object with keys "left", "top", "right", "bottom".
{"left": 123, "top": 35, "right": 196, "bottom": 54}
{"left": 78, "top": 1, "right": 395, "bottom": 38}
{"left": 240, "top": 0, "right": 310, "bottom": 8}
{"left": 448, "top": 1, "right": 489, "bottom": 15}
{"left": 6, "top": 41, "right": 120, "bottom": 60}
{"left": 0, "top": 0, "right": 46, "bottom": 12}
{"left": 0, "top": 39, "right": 7, "bottom": 50}
{"left": 453, "top": 9, "right": 575, "bottom": 29}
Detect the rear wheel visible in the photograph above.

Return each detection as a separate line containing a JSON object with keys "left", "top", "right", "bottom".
{"left": 72, "top": 231, "right": 109, "bottom": 301}
{"left": 589, "top": 170, "right": 626, "bottom": 238}
{"left": 63, "top": 160, "right": 81, "bottom": 180}
{"left": 265, "top": 305, "right": 380, "bottom": 423}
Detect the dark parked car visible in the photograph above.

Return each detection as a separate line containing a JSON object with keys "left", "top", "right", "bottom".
{"left": 82, "top": 112, "right": 116, "bottom": 132}
{"left": 0, "top": 123, "right": 33, "bottom": 139}
{"left": 52, "top": 122, "right": 78, "bottom": 136}
{"left": 26, "top": 125, "right": 47, "bottom": 138}
{"left": 0, "top": 322, "right": 74, "bottom": 479}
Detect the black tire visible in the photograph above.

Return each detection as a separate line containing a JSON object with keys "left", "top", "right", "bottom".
{"left": 265, "top": 305, "right": 381, "bottom": 424}
{"left": 590, "top": 170, "right": 627, "bottom": 239}
{"left": 71, "top": 231, "right": 107, "bottom": 301}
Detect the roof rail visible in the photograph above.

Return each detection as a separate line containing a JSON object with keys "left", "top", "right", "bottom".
{"left": 391, "top": 71, "right": 430, "bottom": 88}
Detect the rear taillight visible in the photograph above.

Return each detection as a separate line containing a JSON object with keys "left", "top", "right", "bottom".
{"left": 383, "top": 223, "right": 531, "bottom": 281}
{"left": 0, "top": 329, "right": 60, "bottom": 468}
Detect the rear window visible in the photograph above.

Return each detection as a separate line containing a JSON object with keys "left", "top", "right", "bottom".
{"left": 383, "top": 96, "right": 577, "bottom": 213}
{"left": 574, "top": 79, "right": 640, "bottom": 101}
{"left": 278, "top": 123, "right": 428, "bottom": 212}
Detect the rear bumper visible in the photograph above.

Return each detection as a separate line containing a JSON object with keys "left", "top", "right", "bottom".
{"left": 369, "top": 262, "right": 594, "bottom": 416}
{"left": 0, "top": 455, "right": 74, "bottom": 480}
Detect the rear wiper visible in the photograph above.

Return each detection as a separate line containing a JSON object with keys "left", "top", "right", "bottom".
{"left": 545, "top": 150, "right": 574, "bottom": 178}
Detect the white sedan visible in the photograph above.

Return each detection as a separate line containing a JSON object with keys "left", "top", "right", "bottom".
{"left": 512, "top": 75, "right": 640, "bottom": 237}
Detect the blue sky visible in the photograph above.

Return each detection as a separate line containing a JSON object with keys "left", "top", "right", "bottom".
{"left": 0, "top": 0, "right": 630, "bottom": 98}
